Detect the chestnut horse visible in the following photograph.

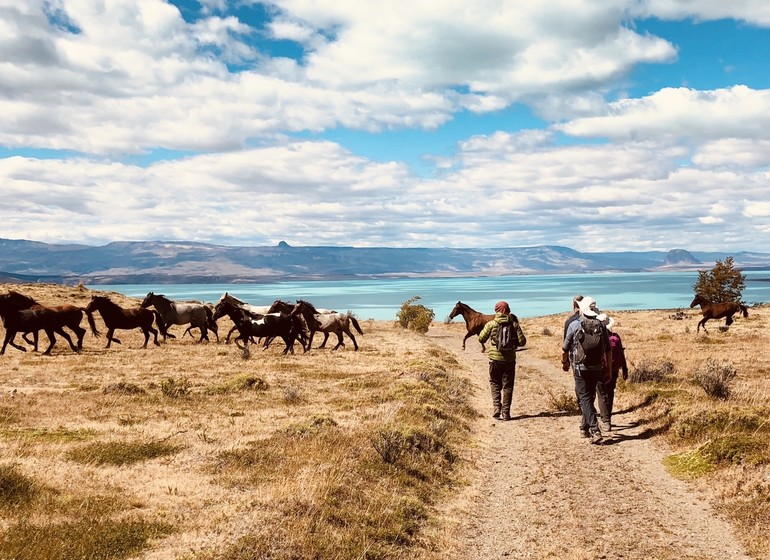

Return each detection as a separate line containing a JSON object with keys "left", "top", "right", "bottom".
{"left": 85, "top": 296, "right": 161, "bottom": 348}
{"left": 689, "top": 293, "right": 748, "bottom": 333}
{"left": 448, "top": 301, "right": 495, "bottom": 352}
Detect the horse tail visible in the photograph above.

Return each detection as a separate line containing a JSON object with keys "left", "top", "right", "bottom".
{"left": 349, "top": 313, "right": 364, "bottom": 335}
{"left": 152, "top": 310, "right": 167, "bottom": 334}
{"left": 83, "top": 307, "right": 100, "bottom": 337}
{"left": 740, "top": 304, "right": 749, "bottom": 318}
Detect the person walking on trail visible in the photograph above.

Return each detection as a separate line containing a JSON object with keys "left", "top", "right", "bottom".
{"left": 563, "top": 296, "right": 612, "bottom": 444}
{"left": 478, "top": 301, "right": 527, "bottom": 421}
{"left": 596, "top": 317, "right": 628, "bottom": 432}
{"left": 561, "top": 294, "right": 584, "bottom": 371}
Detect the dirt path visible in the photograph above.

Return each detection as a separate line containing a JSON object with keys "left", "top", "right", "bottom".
{"left": 427, "top": 325, "right": 752, "bottom": 560}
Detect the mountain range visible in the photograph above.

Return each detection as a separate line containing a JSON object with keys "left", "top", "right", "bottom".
{"left": 2, "top": 237, "right": 769, "bottom": 285}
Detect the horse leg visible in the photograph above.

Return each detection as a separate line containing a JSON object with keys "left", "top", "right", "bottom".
{"left": 725, "top": 314, "right": 734, "bottom": 326}
{"left": 150, "top": 325, "right": 160, "bottom": 346}
{"left": 332, "top": 332, "right": 345, "bottom": 351}
{"left": 319, "top": 332, "right": 330, "bottom": 349}
{"left": 697, "top": 318, "right": 708, "bottom": 333}
{"left": 57, "top": 328, "right": 77, "bottom": 352}
{"left": 345, "top": 329, "right": 359, "bottom": 351}
{"left": 462, "top": 331, "right": 473, "bottom": 350}
{"left": 105, "top": 328, "right": 116, "bottom": 348}
{"left": 2, "top": 331, "right": 25, "bottom": 354}
{"left": 41, "top": 329, "right": 57, "bottom": 355}
{"left": 235, "top": 337, "right": 250, "bottom": 359}
{"left": 71, "top": 325, "right": 86, "bottom": 351}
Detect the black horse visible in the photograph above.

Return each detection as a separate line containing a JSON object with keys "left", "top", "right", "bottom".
{"left": 689, "top": 294, "right": 749, "bottom": 333}
{"left": 0, "top": 291, "right": 99, "bottom": 355}
{"left": 213, "top": 300, "right": 303, "bottom": 358}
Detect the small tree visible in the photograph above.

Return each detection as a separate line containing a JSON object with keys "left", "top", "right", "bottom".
{"left": 692, "top": 256, "right": 746, "bottom": 302}
{"left": 396, "top": 296, "right": 435, "bottom": 334}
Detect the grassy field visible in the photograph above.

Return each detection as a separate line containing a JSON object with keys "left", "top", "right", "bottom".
{"left": 1, "top": 283, "right": 769, "bottom": 559}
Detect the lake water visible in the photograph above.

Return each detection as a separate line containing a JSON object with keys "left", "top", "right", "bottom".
{"left": 104, "top": 270, "right": 770, "bottom": 321}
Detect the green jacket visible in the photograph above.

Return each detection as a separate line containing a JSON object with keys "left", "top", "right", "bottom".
{"left": 478, "top": 313, "right": 527, "bottom": 362}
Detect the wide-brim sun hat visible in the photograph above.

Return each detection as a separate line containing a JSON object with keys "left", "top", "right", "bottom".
{"left": 578, "top": 296, "right": 598, "bottom": 317}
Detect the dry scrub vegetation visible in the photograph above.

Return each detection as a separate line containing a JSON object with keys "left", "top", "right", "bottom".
{"left": 1, "top": 283, "right": 770, "bottom": 558}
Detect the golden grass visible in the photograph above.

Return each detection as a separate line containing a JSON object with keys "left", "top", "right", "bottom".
{"left": 0, "top": 283, "right": 476, "bottom": 560}
{"left": 2, "top": 284, "right": 770, "bottom": 557}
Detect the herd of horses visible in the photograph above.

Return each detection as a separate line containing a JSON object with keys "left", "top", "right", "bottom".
{"left": 0, "top": 288, "right": 751, "bottom": 357}
{"left": 449, "top": 293, "right": 750, "bottom": 352}
{"left": 0, "top": 290, "right": 364, "bottom": 358}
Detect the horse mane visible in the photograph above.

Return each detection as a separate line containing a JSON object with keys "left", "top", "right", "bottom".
{"left": 91, "top": 295, "right": 122, "bottom": 312}
{"left": 5, "top": 291, "right": 39, "bottom": 307}
{"left": 297, "top": 299, "right": 319, "bottom": 315}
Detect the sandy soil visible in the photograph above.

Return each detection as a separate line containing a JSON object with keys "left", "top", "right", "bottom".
{"left": 426, "top": 324, "right": 752, "bottom": 560}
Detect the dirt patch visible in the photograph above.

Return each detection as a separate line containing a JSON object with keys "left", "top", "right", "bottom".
{"left": 427, "top": 323, "right": 752, "bottom": 560}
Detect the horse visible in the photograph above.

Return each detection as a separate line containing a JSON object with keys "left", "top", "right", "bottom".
{"left": 140, "top": 292, "right": 213, "bottom": 342}
{"left": 289, "top": 300, "right": 363, "bottom": 351}
{"left": 448, "top": 301, "right": 495, "bottom": 352}
{"left": 85, "top": 295, "right": 161, "bottom": 348}
{"left": 0, "top": 291, "right": 99, "bottom": 355}
{"left": 215, "top": 293, "right": 272, "bottom": 343}
{"left": 180, "top": 303, "right": 219, "bottom": 342}
{"left": 689, "top": 293, "right": 749, "bottom": 333}
{"left": 212, "top": 300, "right": 303, "bottom": 358}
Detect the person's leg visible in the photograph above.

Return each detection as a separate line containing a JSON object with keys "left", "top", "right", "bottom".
{"left": 488, "top": 361, "right": 503, "bottom": 418}
{"left": 596, "top": 380, "right": 611, "bottom": 432}
{"left": 575, "top": 369, "right": 601, "bottom": 438}
{"left": 500, "top": 361, "right": 516, "bottom": 420}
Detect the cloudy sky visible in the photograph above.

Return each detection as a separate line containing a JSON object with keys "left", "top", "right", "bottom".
{"left": 2, "top": 1, "right": 770, "bottom": 251}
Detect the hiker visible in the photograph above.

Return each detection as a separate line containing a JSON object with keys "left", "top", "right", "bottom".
{"left": 478, "top": 301, "right": 527, "bottom": 421}
{"left": 562, "top": 296, "right": 612, "bottom": 443}
{"left": 561, "top": 294, "right": 584, "bottom": 371}
{"left": 596, "top": 317, "right": 628, "bottom": 432}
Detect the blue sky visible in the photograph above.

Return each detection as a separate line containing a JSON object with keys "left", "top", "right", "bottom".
{"left": 2, "top": 1, "right": 770, "bottom": 252}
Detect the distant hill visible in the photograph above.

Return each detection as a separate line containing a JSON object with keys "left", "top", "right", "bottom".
{"left": 1, "top": 237, "right": 769, "bottom": 285}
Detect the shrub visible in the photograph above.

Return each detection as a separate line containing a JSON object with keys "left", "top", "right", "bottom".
{"left": 0, "top": 464, "right": 38, "bottom": 509}
{"left": 160, "top": 377, "right": 191, "bottom": 398}
{"left": 67, "top": 440, "right": 182, "bottom": 466}
{"left": 629, "top": 358, "right": 675, "bottom": 383}
{"left": 694, "top": 358, "right": 737, "bottom": 400}
{"left": 546, "top": 390, "right": 580, "bottom": 413}
{"left": 396, "top": 296, "right": 435, "bottom": 334}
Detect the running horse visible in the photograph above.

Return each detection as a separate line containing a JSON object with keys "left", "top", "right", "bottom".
{"left": 212, "top": 299, "right": 303, "bottom": 358}
{"left": 85, "top": 296, "right": 162, "bottom": 348}
{"left": 287, "top": 300, "right": 363, "bottom": 351}
{"left": 0, "top": 291, "right": 99, "bottom": 355}
{"left": 689, "top": 293, "right": 749, "bottom": 333}
{"left": 140, "top": 292, "right": 214, "bottom": 342}
{"left": 448, "top": 301, "right": 495, "bottom": 352}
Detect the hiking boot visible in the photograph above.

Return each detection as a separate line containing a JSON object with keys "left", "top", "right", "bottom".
{"left": 599, "top": 420, "right": 612, "bottom": 433}
{"left": 500, "top": 411, "right": 511, "bottom": 421}
{"left": 580, "top": 428, "right": 590, "bottom": 438}
{"left": 590, "top": 431, "right": 604, "bottom": 445}
{"left": 492, "top": 407, "right": 501, "bottom": 419}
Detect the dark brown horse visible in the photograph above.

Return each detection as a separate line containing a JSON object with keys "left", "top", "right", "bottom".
{"left": 85, "top": 296, "right": 161, "bottom": 348}
{"left": 286, "top": 300, "right": 363, "bottom": 351}
{"left": 212, "top": 300, "right": 302, "bottom": 358}
{"left": 0, "top": 291, "right": 99, "bottom": 355}
{"left": 689, "top": 293, "right": 749, "bottom": 333}
{"left": 448, "top": 301, "right": 495, "bottom": 352}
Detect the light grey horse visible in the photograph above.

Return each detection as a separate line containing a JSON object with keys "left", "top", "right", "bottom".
{"left": 140, "top": 292, "right": 213, "bottom": 342}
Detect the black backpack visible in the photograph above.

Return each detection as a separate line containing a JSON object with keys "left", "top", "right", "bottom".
{"left": 496, "top": 318, "right": 517, "bottom": 351}
{"left": 574, "top": 316, "right": 604, "bottom": 367}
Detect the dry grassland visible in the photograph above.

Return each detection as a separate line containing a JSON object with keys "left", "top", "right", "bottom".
{"left": 1, "top": 283, "right": 770, "bottom": 559}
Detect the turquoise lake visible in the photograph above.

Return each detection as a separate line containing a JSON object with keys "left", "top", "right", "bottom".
{"left": 105, "top": 270, "right": 770, "bottom": 321}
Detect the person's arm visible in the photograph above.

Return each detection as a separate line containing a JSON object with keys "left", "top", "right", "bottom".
{"left": 478, "top": 321, "right": 493, "bottom": 344}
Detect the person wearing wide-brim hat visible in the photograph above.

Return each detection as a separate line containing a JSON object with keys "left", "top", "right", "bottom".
{"left": 562, "top": 296, "right": 612, "bottom": 444}
{"left": 595, "top": 315, "right": 628, "bottom": 433}
{"left": 477, "top": 301, "right": 527, "bottom": 421}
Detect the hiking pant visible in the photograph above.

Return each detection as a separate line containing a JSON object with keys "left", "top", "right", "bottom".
{"left": 596, "top": 372, "right": 619, "bottom": 423}
{"left": 489, "top": 359, "right": 516, "bottom": 415}
{"left": 573, "top": 366, "right": 602, "bottom": 433}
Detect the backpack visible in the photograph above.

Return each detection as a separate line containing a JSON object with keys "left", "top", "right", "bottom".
{"left": 609, "top": 332, "right": 623, "bottom": 366}
{"left": 574, "top": 316, "right": 604, "bottom": 367}
{"left": 496, "top": 318, "right": 517, "bottom": 351}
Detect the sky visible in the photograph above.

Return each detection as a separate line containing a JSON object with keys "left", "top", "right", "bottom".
{"left": 2, "top": 1, "right": 770, "bottom": 252}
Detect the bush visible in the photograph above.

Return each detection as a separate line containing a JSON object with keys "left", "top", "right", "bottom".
{"left": 396, "top": 296, "right": 435, "bottom": 334}
{"left": 694, "top": 358, "right": 737, "bottom": 400}
{"left": 629, "top": 358, "right": 675, "bottom": 383}
{"left": 160, "top": 377, "right": 190, "bottom": 398}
